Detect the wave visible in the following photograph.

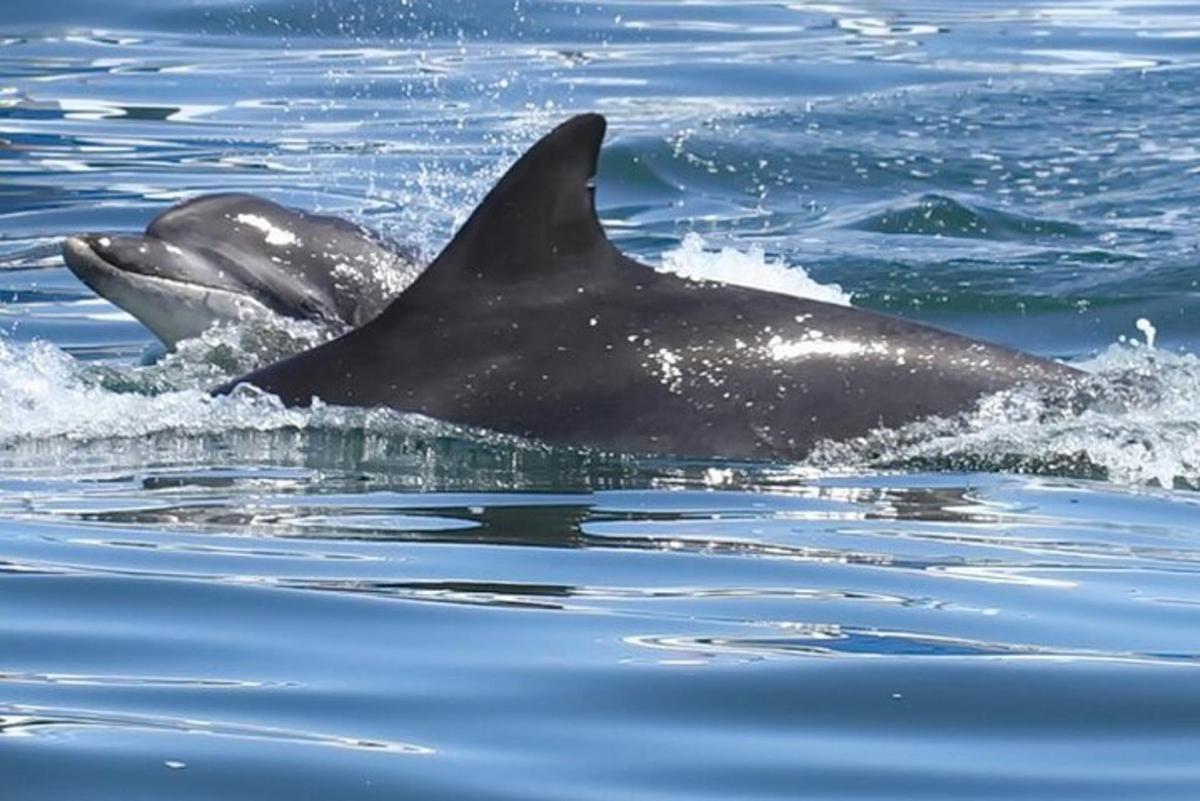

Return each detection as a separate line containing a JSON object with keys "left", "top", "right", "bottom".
{"left": 843, "top": 193, "right": 1086, "bottom": 241}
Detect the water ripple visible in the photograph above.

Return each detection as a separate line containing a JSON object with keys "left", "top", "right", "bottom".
{"left": 0, "top": 704, "right": 433, "bottom": 754}
{"left": 627, "top": 629, "right": 1200, "bottom": 666}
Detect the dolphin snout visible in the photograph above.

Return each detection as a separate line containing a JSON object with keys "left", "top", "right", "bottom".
{"left": 63, "top": 234, "right": 149, "bottom": 283}
{"left": 62, "top": 234, "right": 111, "bottom": 278}
{"left": 63, "top": 234, "right": 93, "bottom": 260}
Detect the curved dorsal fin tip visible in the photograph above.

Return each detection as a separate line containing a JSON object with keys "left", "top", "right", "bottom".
{"left": 401, "top": 113, "right": 616, "bottom": 294}
{"left": 488, "top": 112, "right": 607, "bottom": 199}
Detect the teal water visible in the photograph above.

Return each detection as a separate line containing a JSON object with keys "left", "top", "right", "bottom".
{"left": 2, "top": 2, "right": 1200, "bottom": 798}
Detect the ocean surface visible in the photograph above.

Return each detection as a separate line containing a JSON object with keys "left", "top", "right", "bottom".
{"left": 2, "top": 2, "right": 1200, "bottom": 798}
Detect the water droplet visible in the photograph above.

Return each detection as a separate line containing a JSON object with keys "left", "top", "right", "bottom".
{"left": 1135, "top": 318, "right": 1157, "bottom": 349}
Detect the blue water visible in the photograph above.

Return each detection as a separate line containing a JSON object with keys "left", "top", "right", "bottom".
{"left": 3, "top": 2, "right": 1200, "bottom": 798}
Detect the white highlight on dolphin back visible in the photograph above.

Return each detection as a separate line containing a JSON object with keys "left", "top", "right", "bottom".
{"left": 234, "top": 213, "right": 300, "bottom": 247}
{"left": 658, "top": 233, "right": 853, "bottom": 306}
{"left": 766, "top": 333, "right": 890, "bottom": 360}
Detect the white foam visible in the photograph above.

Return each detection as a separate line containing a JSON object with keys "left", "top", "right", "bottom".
{"left": 0, "top": 339, "right": 297, "bottom": 444}
{"left": 658, "top": 233, "right": 853, "bottom": 306}
{"left": 808, "top": 344, "right": 1200, "bottom": 489}
{"left": 330, "top": 253, "right": 413, "bottom": 301}
{"left": 148, "top": 315, "right": 341, "bottom": 386}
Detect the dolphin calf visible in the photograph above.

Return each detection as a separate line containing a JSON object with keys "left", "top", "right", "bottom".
{"left": 217, "top": 114, "right": 1078, "bottom": 460}
{"left": 62, "top": 194, "right": 421, "bottom": 347}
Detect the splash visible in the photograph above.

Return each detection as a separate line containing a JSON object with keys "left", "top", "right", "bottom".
{"left": 0, "top": 338, "right": 302, "bottom": 445}
{"left": 1135, "top": 318, "right": 1157, "bottom": 349}
{"left": 658, "top": 233, "right": 853, "bottom": 306}
{"left": 0, "top": 336, "right": 573, "bottom": 485}
{"left": 142, "top": 316, "right": 342, "bottom": 389}
{"left": 806, "top": 344, "right": 1200, "bottom": 489}
{"left": 0, "top": 337, "right": 437, "bottom": 447}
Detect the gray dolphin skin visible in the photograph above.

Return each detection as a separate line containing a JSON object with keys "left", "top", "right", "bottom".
{"left": 62, "top": 194, "right": 421, "bottom": 347}
{"left": 218, "top": 114, "right": 1079, "bottom": 460}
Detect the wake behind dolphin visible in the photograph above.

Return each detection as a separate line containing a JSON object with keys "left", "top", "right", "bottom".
{"left": 217, "top": 114, "right": 1079, "bottom": 460}
{"left": 63, "top": 194, "right": 421, "bottom": 347}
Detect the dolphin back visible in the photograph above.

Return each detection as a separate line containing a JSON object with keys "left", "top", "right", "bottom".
{"left": 217, "top": 114, "right": 1078, "bottom": 460}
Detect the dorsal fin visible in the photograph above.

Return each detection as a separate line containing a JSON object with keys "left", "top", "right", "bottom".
{"left": 395, "top": 113, "right": 616, "bottom": 301}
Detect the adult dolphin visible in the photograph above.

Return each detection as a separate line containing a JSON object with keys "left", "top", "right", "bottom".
{"left": 63, "top": 194, "right": 421, "bottom": 347}
{"left": 217, "top": 114, "right": 1078, "bottom": 460}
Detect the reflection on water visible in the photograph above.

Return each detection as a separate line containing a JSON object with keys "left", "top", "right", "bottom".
{"left": 2, "top": 455, "right": 1200, "bottom": 798}
{"left": 0, "top": 704, "right": 434, "bottom": 754}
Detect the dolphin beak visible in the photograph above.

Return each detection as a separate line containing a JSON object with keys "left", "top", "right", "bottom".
{"left": 63, "top": 234, "right": 94, "bottom": 263}
{"left": 62, "top": 235, "right": 114, "bottom": 285}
